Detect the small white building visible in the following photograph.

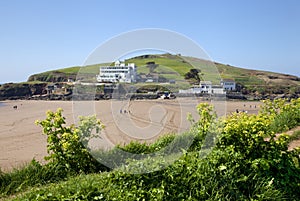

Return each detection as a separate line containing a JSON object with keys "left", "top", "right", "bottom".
{"left": 221, "top": 79, "right": 236, "bottom": 91}
{"left": 179, "top": 85, "right": 202, "bottom": 94}
{"left": 200, "top": 81, "right": 212, "bottom": 93}
{"left": 97, "top": 61, "right": 137, "bottom": 83}
{"left": 179, "top": 81, "right": 214, "bottom": 94}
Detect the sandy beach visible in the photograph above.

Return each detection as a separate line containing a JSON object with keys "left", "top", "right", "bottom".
{"left": 0, "top": 98, "right": 261, "bottom": 171}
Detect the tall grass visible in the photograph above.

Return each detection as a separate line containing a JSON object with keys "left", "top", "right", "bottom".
{"left": 11, "top": 151, "right": 285, "bottom": 201}
{"left": 0, "top": 159, "right": 70, "bottom": 197}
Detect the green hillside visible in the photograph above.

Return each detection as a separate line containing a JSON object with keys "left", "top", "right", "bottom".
{"left": 127, "top": 54, "right": 192, "bottom": 76}
{"left": 27, "top": 54, "right": 300, "bottom": 91}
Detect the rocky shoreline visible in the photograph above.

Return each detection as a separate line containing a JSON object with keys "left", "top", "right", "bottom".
{"left": 1, "top": 82, "right": 299, "bottom": 101}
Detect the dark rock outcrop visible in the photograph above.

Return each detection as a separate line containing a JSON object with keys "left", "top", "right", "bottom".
{"left": 0, "top": 83, "right": 47, "bottom": 100}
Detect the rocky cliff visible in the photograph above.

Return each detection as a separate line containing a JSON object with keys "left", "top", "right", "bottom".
{"left": 0, "top": 82, "right": 47, "bottom": 100}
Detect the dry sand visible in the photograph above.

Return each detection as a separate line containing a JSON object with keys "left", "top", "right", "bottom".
{"left": 0, "top": 98, "right": 261, "bottom": 171}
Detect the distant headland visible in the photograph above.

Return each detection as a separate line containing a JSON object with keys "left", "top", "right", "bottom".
{"left": 1, "top": 54, "right": 299, "bottom": 101}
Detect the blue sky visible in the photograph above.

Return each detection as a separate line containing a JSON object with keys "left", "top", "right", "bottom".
{"left": 0, "top": 0, "right": 299, "bottom": 83}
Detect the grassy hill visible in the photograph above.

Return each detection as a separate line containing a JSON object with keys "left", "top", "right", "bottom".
{"left": 26, "top": 54, "right": 300, "bottom": 95}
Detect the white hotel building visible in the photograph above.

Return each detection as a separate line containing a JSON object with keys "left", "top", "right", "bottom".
{"left": 96, "top": 61, "right": 137, "bottom": 83}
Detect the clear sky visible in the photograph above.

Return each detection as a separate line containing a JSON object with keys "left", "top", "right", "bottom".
{"left": 0, "top": 0, "right": 299, "bottom": 83}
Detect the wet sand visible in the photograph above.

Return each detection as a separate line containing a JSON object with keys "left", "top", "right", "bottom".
{"left": 0, "top": 99, "right": 261, "bottom": 171}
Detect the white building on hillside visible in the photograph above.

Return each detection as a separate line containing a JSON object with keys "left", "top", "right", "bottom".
{"left": 200, "top": 81, "right": 212, "bottom": 93}
{"left": 179, "top": 81, "right": 217, "bottom": 94}
{"left": 97, "top": 61, "right": 137, "bottom": 83}
{"left": 220, "top": 79, "right": 236, "bottom": 91}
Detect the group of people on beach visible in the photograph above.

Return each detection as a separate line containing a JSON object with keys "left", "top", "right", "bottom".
{"left": 120, "top": 109, "right": 130, "bottom": 114}
{"left": 243, "top": 104, "right": 257, "bottom": 109}
{"left": 236, "top": 103, "right": 257, "bottom": 113}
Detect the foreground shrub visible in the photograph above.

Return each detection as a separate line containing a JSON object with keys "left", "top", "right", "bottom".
{"left": 36, "top": 108, "right": 108, "bottom": 173}
{"left": 217, "top": 110, "right": 300, "bottom": 198}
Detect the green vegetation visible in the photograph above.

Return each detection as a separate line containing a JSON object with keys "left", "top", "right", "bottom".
{"left": 35, "top": 109, "right": 108, "bottom": 173}
{"left": 127, "top": 54, "right": 193, "bottom": 77}
{"left": 1, "top": 98, "right": 300, "bottom": 200}
{"left": 0, "top": 159, "right": 70, "bottom": 196}
{"left": 55, "top": 66, "right": 81, "bottom": 74}
{"left": 184, "top": 68, "right": 201, "bottom": 84}
{"left": 25, "top": 54, "right": 300, "bottom": 98}
{"left": 261, "top": 98, "right": 300, "bottom": 133}
{"left": 216, "top": 63, "right": 267, "bottom": 85}
{"left": 27, "top": 64, "right": 104, "bottom": 82}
